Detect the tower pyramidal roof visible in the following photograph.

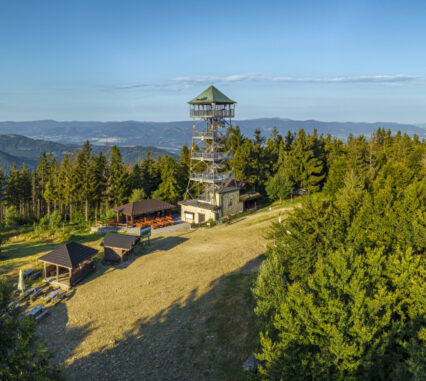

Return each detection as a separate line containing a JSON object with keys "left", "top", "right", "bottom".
{"left": 188, "top": 85, "right": 236, "bottom": 105}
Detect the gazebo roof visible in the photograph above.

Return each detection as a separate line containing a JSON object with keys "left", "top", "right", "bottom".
{"left": 38, "top": 242, "right": 98, "bottom": 269}
{"left": 113, "top": 199, "right": 175, "bottom": 216}
{"left": 101, "top": 233, "right": 140, "bottom": 250}
{"left": 188, "top": 85, "right": 236, "bottom": 105}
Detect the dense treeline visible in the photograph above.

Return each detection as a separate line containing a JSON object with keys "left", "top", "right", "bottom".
{"left": 0, "top": 142, "right": 190, "bottom": 224}
{"left": 0, "top": 127, "right": 423, "bottom": 228}
{"left": 253, "top": 130, "right": 425, "bottom": 379}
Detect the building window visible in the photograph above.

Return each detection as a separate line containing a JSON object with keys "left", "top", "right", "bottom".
{"left": 184, "top": 212, "right": 194, "bottom": 220}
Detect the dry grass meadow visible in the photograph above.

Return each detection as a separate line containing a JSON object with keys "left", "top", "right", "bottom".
{"left": 1, "top": 204, "right": 294, "bottom": 380}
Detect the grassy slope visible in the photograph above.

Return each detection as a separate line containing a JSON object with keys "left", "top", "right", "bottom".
{"left": 1, "top": 204, "right": 294, "bottom": 380}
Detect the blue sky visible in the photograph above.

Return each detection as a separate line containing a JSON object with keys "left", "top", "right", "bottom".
{"left": 0, "top": 0, "right": 425, "bottom": 123}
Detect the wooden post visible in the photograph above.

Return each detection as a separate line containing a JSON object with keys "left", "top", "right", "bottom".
{"left": 69, "top": 268, "right": 72, "bottom": 285}
{"left": 131, "top": 215, "right": 134, "bottom": 227}
{"left": 56, "top": 265, "right": 59, "bottom": 282}
{"left": 43, "top": 262, "right": 46, "bottom": 279}
{"left": 116, "top": 211, "right": 120, "bottom": 224}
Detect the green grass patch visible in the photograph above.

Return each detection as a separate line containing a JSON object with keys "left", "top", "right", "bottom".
{"left": 0, "top": 224, "right": 105, "bottom": 278}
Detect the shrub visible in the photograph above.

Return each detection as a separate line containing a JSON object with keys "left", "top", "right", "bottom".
{"left": 4, "top": 206, "right": 18, "bottom": 227}
{"left": 129, "top": 188, "right": 146, "bottom": 202}
{"left": 49, "top": 210, "right": 62, "bottom": 230}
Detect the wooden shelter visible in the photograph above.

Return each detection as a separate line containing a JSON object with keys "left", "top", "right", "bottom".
{"left": 101, "top": 233, "right": 140, "bottom": 263}
{"left": 111, "top": 199, "right": 175, "bottom": 228}
{"left": 38, "top": 242, "right": 98, "bottom": 289}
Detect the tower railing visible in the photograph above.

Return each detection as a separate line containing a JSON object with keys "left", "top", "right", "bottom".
{"left": 191, "top": 152, "right": 232, "bottom": 161}
{"left": 190, "top": 109, "right": 235, "bottom": 118}
{"left": 189, "top": 171, "right": 234, "bottom": 184}
{"left": 192, "top": 130, "right": 227, "bottom": 140}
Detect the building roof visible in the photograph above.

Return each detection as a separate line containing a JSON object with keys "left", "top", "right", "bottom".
{"left": 101, "top": 233, "right": 140, "bottom": 250}
{"left": 224, "top": 179, "right": 253, "bottom": 190}
{"left": 38, "top": 242, "right": 98, "bottom": 269}
{"left": 113, "top": 199, "right": 175, "bottom": 216}
{"left": 188, "top": 85, "right": 236, "bottom": 105}
{"left": 179, "top": 199, "right": 218, "bottom": 211}
{"left": 239, "top": 192, "right": 262, "bottom": 202}
{"left": 218, "top": 186, "right": 240, "bottom": 194}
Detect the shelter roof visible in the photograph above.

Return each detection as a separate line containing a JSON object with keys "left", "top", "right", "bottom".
{"left": 113, "top": 199, "right": 175, "bottom": 216}
{"left": 38, "top": 242, "right": 98, "bottom": 269}
{"left": 188, "top": 85, "right": 236, "bottom": 105}
{"left": 101, "top": 233, "right": 140, "bottom": 250}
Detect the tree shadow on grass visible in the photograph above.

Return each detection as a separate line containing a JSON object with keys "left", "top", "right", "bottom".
{"left": 59, "top": 257, "right": 261, "bottom": 381}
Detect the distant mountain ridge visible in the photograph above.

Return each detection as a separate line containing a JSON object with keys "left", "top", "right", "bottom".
{"left": 0, "top": 119, "right": 424, "bottom": 153}
{"left": 0, "top": 134, "right": 173, "bottom": 172}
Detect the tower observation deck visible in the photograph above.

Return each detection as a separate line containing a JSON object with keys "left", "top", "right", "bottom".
{"left": 185, "top": 85, "right": 236, "bottom": 206}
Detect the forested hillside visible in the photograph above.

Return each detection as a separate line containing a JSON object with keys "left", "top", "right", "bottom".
{"left": 253, "top": 130, "right": 425, "bottom": 379}
{"left": 0, "top": 135, "right": 172, "bottom": 172}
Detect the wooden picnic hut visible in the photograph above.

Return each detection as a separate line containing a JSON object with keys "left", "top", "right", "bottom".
{"left": 111, "top": 199, "right": 175, "bottom": 228}
{"left": 38, "top": 242, "right": 98, "bottom": 289}
{"left": 101, "top": 232, "right": 140, "bottom": 263}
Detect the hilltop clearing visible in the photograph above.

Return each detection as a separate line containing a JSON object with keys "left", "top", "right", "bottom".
{"left": 1, "top": 203, "right": 293, "bottom": 380}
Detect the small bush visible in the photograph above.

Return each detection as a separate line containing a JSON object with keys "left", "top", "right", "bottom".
{"left": 49, "top": 210, "right": 62, "bottom": 230}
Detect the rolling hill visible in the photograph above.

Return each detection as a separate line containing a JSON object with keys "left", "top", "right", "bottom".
{"left": 0, "top": 119, "right": 424, "bottom": 153}
{"left": 0, "top": 135, "right": 173, "bottom": 172}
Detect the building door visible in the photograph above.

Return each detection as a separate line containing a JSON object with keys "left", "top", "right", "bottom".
{"left": 198, "top": 213, "right": 205, "bottom": 223}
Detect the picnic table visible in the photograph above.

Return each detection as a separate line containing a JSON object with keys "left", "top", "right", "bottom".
{"left": 26, "top": 304, "right": 49, "bottom": 321}
{"left": 23, "top": 269, "right": 35, "bottom": 278}
{"left": 27, "top": 304, "right": 44, "bottom": 317}
{"left": 20, "top": 287, "right": 36, "bottom": 298}
{"left": 29, "top": 270, "right": 41, "bottom": 280}
{"left": 52, "top": 291, "right": 67, "bottom": 305}
{"left": 43, "top": 289, "right": 61, "bottom": 302}
{"left": 30, "top": 286, "right": 44, "bottom": 300}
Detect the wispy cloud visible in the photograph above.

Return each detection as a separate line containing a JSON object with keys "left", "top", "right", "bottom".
{"left": 109, "top": 73, "right": 421, "bottom": 91}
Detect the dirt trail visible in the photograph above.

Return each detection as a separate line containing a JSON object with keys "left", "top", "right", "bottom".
{"left": 37, "top": 206, "right": 292, "bottom": 380}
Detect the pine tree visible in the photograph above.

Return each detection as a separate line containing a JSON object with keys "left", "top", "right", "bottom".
{"left": 74, "top": 141, "right": 92, "bottom": 221}
{"left": 265, "top": 171, "right": 294, "bottom": 203}
{"left": 0, "top": 279, "right": 61, "bottom": 379}
{"left": 257, "top": 247, "right": 425, "bottom": 380}
{"left": 156, "top": 155, "right": 182, "bottom": 204}
{"left": 57, "top": 153, "right": 75, "bottom": 221}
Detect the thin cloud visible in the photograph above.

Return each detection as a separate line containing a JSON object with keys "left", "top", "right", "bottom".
{"left": 109, "top": 73, "right": 421, "bottom": 91}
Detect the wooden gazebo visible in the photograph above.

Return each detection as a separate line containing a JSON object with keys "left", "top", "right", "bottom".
{"left": 111, "top": 199, "right": 175, "bottom": 229}
{"left": 101, "top": 232, "right": 140, "bottom": 263}
{"left": 38, "top": 242, "right": 98, "bottom": 289}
